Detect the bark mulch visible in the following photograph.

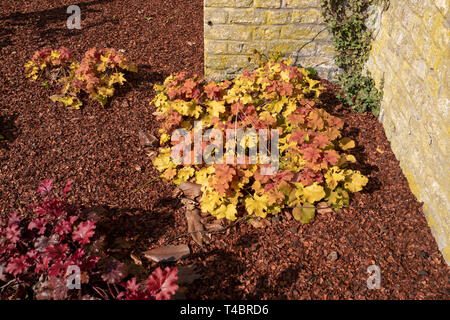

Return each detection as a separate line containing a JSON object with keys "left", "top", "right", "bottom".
{"left": 0, "top": 0, "right": 448, "bottom": 300}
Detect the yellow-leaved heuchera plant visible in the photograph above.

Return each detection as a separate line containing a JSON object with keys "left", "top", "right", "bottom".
{"left": 151, "top": 60, "right": 368, "bottom": 223}
{"left": 25, "top": 47, "right": 137, "bottom": 109}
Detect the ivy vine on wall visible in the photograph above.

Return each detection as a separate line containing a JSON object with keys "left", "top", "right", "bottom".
{"left": 320, "top": 0, "right": 389, "bottom": 116}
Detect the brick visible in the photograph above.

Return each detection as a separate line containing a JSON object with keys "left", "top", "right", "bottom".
{"left": 253, "top": 26, "right": 282, "bottom": 40}
{"left": 404, "top": 0, "right": 427, "bottom": 17}
{"left": 434, "top": 0, "right": 448, "bottom": 15}
{"left": 316, "top": 42, "right": 336, "bottom": 56}
{"left": 228, "top": 9, "right": 267, "bottom": 24}
{"left": 267, "top": 40, "right": 316, "bottom": 56}
{"left": 205, "top": 0, "right": 235, "bottom": 7}
{"left": 205, "top": 25, "right": 253, "bottom": 41}
{"left": 298, "top": 56, "right": 334, "bottom": 68}
{"left": 291, "top": 9, "right": 322, "bottom": 24}
{"left": 284, "top": 0, "right": 320, "bottom": 8}
{"left": 254, "top": 0, "right": 281, "bottom": 8}
{"left": 204, "top": 0, "right": 334, "bottom": 82}
{"left": 204, "top": 8, "right": 228, "bottom": 24}
{"left": 205, "top": 55, "right": 251, "bottom": 71}
{"left": 266, "top": 10, "right": 292, "bottom": 24}
{"left": 280, "top": 25, "right": 327, "bottom": 40}
{"left": 227, "top": 41, "right": 267, "bottom": 54}
{"left": 205, "top": 40, "right": 228, "bottom": 54}
{"left": 235, "top": 0, "right": 254, "bottom": 7}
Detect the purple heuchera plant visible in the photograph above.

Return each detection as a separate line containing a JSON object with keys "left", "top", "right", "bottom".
{"left": 0, "top": 179, "right": 179, "bottom": 300}
{"left": 0, "top": 179, "right": 98, "bottom": 299}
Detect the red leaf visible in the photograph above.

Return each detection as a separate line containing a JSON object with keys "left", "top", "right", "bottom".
{"left": 55, "top": 216, "right": 78, "bottom": 236}
{"left": 35, "top": 256, "right": 51, "bottom": 273}
{"left": 38, "top": 179, "right": 54, "bottom": 195}
{"left": 278, "top": 81, "right": 293, "bottom": 96}
{"left": 289, "top": 129, "right": 307, "bottom": 144}
{"left": 72, "top": 221, "right": 96, "bottom": 245}
{"left": 311, "top": 132, "right": 330, "bottom": 149}
{"left": 61, "top": 180, "right": 74, "bottom": 198}
{"left": 47, "top": 261, "right": 64, "bottom": 277}
{"left": 6, "top": 256, "right": 28, "bottom": 276}
{"left": 213, "top": 164, "right": 236, "bottom": 195}
{"left": 28, "top": 218, "right": 47, "bottom": 235}
{"left": 6, "top": 224, "right": 20, "bottom": 244}
{"left": 147, "top": 267, "right": 179, "bottom": 300}
{"left": 126, "top": 278, "right": 140, "bottom": 293}
{"left": 292, "top": 169, "right": 323, "bottom": 186}
{"left": 101, "top": 259, "right": 127, "bottom": 284}
{"left": 8, "top": 211, "right": 21, "bottom": 226}
{"left": 204, "top": 81, "right": 221, "bottom": 99}
{"left": 45, "top": 244, "right": 69, "bottom": 260}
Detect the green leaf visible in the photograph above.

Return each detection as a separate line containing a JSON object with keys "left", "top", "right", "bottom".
{"left": 305, "top": 67, "right": 318, "bottom": 77}
{"left": 292, "top": 204, "right": 316, "bottom": 224}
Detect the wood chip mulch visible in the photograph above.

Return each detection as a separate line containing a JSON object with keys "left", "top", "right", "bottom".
{"left": 0, "top": 0, "right": 448, "bottom": 300}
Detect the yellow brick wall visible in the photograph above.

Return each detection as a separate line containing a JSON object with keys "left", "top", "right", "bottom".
{"left": 366, "top": 0, "right": 450, "bottom": 263}
{"left": 204, "top": 0, "right": 337, "bottom": 80}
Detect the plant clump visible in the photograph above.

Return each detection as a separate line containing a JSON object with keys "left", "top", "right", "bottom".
{"left": 0, "top": 179, "right": 178, "bottom": 300}
{"left": 25, "top": 47, "right": 137, "bottom": 109}
{"left": 151, "top": 60, "right": 368, "bottom": 223}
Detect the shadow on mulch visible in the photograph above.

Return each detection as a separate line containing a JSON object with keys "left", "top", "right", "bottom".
{"left": 88, "top": 196, "right": 182, "bottom": 249}
{"left": 189, "top": 248, "right": 246, "bottom": 299}
{"left": 234, "top": 231, "right": 260, "bottom": 248}
{"left": 0, "top": 26, "right": 12, "bottom": 50}
{"left": 127, "top": 64, "right": 166, "bottom": 91}
{"left": 0, "top": 114, "right": 19, "bottom": 148}
{"left": 0, "top": 0, "right": 114, "bottom": 48}
{"left": 250, "top": 263, "right": 307, "bottom": 300}
{"left": 41, "top": 19, "right": 120, "bottom": 44}
{"left": 113, "top": 64, "right": 165, "bottom": 102}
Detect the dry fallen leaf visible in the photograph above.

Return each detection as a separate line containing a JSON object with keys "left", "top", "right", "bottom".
{"left": 138, "top": 131, "right": 158, "bottom": 148}
{"left": 144, "top": 244, "right": 190, "bottom": 263}
{"left": 284, "top": 210, "right": 292, "bottom": 220}
{"left": 144, "top": 149, "right": 157, "bottom": 159}
{"left": 327, "top": 251, "right": 339, "bottom": 261}
{"left": 248, "top": 217, "right": 271, "bottom": 228}
{"left": 205, "top": 219, "right": 223, "bottom": 231}
{"left": 317, "top": 201, "right": 333, "bottom": 215}
{"left": 181, "top": 197, "right": 197, "bottom": 211}
{"left": 185, "top": 208, "right": 206, "bottom": 246}
{"left": 177, "top": 182, "right": 202, "bottom": 200}
{"left": 130, "top": 252, "right": 142, "bottom": 266}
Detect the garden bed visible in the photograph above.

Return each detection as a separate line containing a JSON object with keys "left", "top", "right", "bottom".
{"left": 0, "top": 0, "right": 448, "bottom": 299}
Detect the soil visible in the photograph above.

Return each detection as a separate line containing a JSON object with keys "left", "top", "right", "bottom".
{"left": 0, "top": 0, "right": 448, "bottom": 300}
